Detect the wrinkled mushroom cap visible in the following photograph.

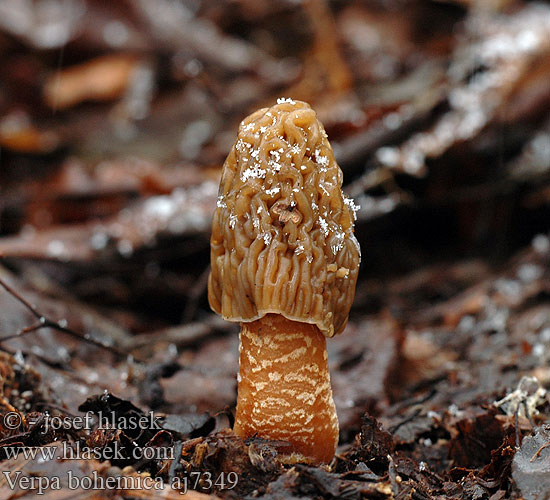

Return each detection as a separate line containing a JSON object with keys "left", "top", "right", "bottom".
{"left": 208, "top": 99, "right": 360, "bottom": 337}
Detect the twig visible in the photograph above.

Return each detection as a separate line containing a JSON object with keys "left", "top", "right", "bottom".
{"left": 387, "top": 454, "right": 400, "bottom": 496}
{"left": 0, "top": 277, "right": 41, "bottom": 319}
{"left": 514, "top": 405, "right": 521, "bottom": 448}
{"left": 523, "top": 398, "right": 536, "bottom": 429}
{"left": 0, "top": 276, "right": 139, "bottom": 362}
{"left": 2, "top": 322, "right": 44, "bottom": 341}
{"left": 389, "top": 408, "right": 422, "bottom": 434}
{"left": 530, "top": 441, "right": 550, "bottom": 462}
{"left": 181, "top": 266, "right": 211, "bottom": 324}
{"left": 169, "top": 440, "right": 183, "bottom": 480}
{"left": 129, "top": 314, "right": 236, "bottom": 350}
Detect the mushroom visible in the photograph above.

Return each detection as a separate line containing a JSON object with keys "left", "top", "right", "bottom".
{"left": 208, "top": 99, "right": 360, "bottom": 464}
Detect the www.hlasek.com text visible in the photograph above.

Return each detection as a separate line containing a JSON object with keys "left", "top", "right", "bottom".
{"left": 3, "top": 441, "right": 173, "bottom": 461}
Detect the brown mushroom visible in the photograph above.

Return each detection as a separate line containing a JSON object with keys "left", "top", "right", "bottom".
{"left": 208, "top": 99, "right": 360, "bottom": 464}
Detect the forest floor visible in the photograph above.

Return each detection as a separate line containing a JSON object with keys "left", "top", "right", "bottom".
{"left": 1, "top": 1, "right": 550, "bottom": 498}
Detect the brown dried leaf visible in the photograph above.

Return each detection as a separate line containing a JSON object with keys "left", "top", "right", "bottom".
{"left": 43, "top": 54, "right": 141, "bottom": 110}
{"left": 0, "top": 112, "right": 59, "bottom": 154}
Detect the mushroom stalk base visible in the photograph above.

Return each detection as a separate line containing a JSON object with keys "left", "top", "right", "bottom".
{"left": 234, "top": 314, "right": 339, "bottom": 464}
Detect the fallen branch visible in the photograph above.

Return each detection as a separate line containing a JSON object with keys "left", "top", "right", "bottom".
{"left": 0, "top": 276, "right": 138, "bottom": 362}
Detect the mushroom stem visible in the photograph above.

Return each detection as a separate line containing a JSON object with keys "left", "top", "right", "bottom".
{"left": 234, "top": 314, "right": 339, "bottom": 464}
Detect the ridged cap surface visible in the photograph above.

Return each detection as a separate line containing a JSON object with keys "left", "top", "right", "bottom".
{"left": 208, "top": 99, "right": 360, "bottom": 337}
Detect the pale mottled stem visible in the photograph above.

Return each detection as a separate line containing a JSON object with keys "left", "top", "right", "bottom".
{"left": 233, "top": 314, "right": 339, "bottom": 464}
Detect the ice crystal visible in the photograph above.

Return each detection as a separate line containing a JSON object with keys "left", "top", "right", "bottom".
{"left": 241, "top": 164, "right": 266, "bottom": 181}
{"left": 318, "top": 217, "right": 329, "bottom": 237}
{"left": 277, "top": 97, "right": 296, "bottom": 105}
